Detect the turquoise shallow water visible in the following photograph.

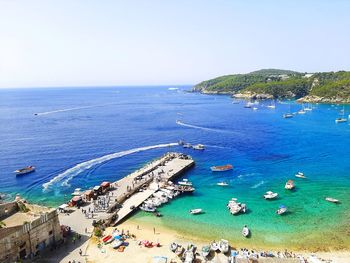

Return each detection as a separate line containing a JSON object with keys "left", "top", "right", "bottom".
{"left": 0, "top": 86, "right": 349, "bottom": 250}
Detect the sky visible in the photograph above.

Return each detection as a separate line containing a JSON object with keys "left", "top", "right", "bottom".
{"left": 0, "top": 0, "right": 349, "bottom": 88}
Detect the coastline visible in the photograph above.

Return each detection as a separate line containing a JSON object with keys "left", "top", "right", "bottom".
{"left": 86, "top": 219, "right": 350, "bottom": 263}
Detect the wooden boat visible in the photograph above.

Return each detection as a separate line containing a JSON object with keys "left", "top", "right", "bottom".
{"left": 242, "top": 225, "right": 250, "bottom": 237}
{"left": 325, "top": 197, "right": 339, "bottom": 203}
{"left": 15, "top": 166, "right": 35, "bottom": 175}
{"left": 285, "top": 180, "right": 295, "bottom": 190}
{"left": 295, "top": 172, "right": 306, "bottom": 179}
{"left": 211, "top": 164, "right": 233, "bottom": 172}
{"left": 190, "top": 208, "right": 202, "bottom": 215}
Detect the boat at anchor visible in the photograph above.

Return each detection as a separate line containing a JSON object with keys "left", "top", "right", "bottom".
{"left": 15, "top": 166, "right": 36, "bottom": 175}
{"left": 211, "top": 164, "right": 233, "bottom": 172}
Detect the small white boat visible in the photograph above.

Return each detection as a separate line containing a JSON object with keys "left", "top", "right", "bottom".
{"left": 183, "top": 143, "right": 192, "bottom": 148}
{"left": 298, "top": 110, "right": 306, "bottom": 114}
{"left": 15, "top": 166, "right": 35, "bottom": 175}
{"left": 210, "top": 241, "right": 220, "bottom": 251}
{"left": 168, "top": 87, "right": 179, "bottom": 91}
{"left": 283, "top": 113, "right": 294, "bottom": 118}
{"left": 267, "top": 105, "right": 276, "bottom": 109}
{"left": 192, "top": 144, "right": 205, "bottom": 150}
{"left": 112, "top": 239, "right": 123, "bottom": 249}
{"left": 335, "top": 118, "right": 347, "bottom": 123}
{"left": 217, "top": 181, "right": 229, "bottom": 186}
{"left": 325, "top": 197, "right": 339, "bottom": 203}
{"left": 242, "top": 225, "right": 250, "bottom": 237}
{"left": 252, "top": 107, "right": 258, "bottom": 111}
{"left": 295, "top": 172, "right": 306, "bottom": 179}
{"left": 276, "top": 205, "right": 287, "bottom": 215}
{"left": 219, "top": 239, "right": 229, "bottom": 253}
{"left": 263, "top": 191, "right": 278, "bottom": 200}
{"left": 178, "top": 179, "right": 192, "bottom": 186}
{"left": 190, "top": 208, "right": 202, "bottom": 215}
{"left": 285, "top": 180, "right": 295, "bottom": 190}
{"left": 140, "top": 204, "right": 156, "bottom": 212}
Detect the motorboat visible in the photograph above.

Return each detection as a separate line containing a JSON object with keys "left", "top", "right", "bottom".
{"left": 217, "top": 181, "right": 229, "bottom": 186}
{"left": 242, "top": 225, "right": 250, "bottom": 237}
{"left": 192, "top": 144, "right": 205, "bottom": 150}
{"left": 295, "top": 172, "right": 306, "bottom": 179}
{"left": 175, "top": 185, "right": 195, "bottom": 193}
{"left": 170, "top": 242, "right": 179, "bottom": 252}
{"left": 335, "top": 118, "right": 347, "bottom": 123}
{"left": 190, "top": 208, "right": 202, "bottom": 215}
{"left": 210, "top": 241, "right": 220, "bottom": 251}
{"left": 211, "top": 164, "right": 233, "bottom": 172}
{"left": 71, "top": 188, "right": 83, "bottom": 196}
{"left": 15, "top": 166, "right": 35, "bottom": 175}
{"left": 201, "top": 245, "right": 211, "bottom": 258}
{"left": 183, "top": 143, "right": 192, "bottom": 148}
{"left": 263, "top": 191, "right": 278, "bottom": 200}
{"left": 283, "top": 113, "right": 294, "bottom": 118}
{"left": 276, "top": 205, "right": 287, "bottom": 215}
{"left": 219, "top": 239, "right": 229, "bottom": 253}
{"left": 252, "top": 107, "right": 258, "bottom": 110}
{"left": 112, "top": 239, "right": 123, "bottom": 249}
{"left": 178, "top": 179, "right": 193, "bottom": 186}
{"left": 285, "top": 180, "right": 295, "bottom": 190}
{"left": 140, "top": 204, "right": 157, "bottom": 212}
{"left": 325, "top": 197, "right": 340, "bottom": 203}
{"left": 227, "top": 198, "right": 247, "bottom": 215}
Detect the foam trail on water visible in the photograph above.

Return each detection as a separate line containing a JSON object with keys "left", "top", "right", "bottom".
{"left": 42, "top": 142, "right": 178, "bottom": 190}
{"left": 35, "top": 103, "right": 115, "bottom": 116}
{"left": 176, "top": 120, "right": 225, "bottom": 133}
{"left": 251, "top": 180, "right": 265, "bottom": 189}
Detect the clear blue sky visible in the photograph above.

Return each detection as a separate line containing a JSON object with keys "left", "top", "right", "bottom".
{"left": 0, "top": 0, "right": 349, "bottom": 88}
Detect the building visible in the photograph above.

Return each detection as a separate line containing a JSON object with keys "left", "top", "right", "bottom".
{"left": 0, "top": 200, "right": 62, "bottom": 262}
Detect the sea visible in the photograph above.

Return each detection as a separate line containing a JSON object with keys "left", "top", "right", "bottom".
{"left": 0, "top": 86, "right": 349, "bottom": 250}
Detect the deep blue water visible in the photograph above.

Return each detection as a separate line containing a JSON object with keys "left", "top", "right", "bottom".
{"left": 1, "top": 86, "right": 349, "bottom": 249}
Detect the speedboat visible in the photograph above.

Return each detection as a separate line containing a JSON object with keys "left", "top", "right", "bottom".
{"left": 211, "top": 164, "right": 233, "bottom": 172}
{"left": 285, "top": 180, "right": 295, "bottom": 190}
{"left": 210, "top": 241, "right": 220, "bottom": 251}
{"left": 190, "top": 208, "right": 202, "bottom": 215}
{"left": 325, "top": 197, "right": 340, "bottom": 203}
{"left": 263, "top": 191, "right": 278, "bottom": 200}
{"left": 178, "top": 179, "right": 192, "bottom": 186}
{"left": 14, "top": 166, "right": 35, "bottom": 175}
{"left": 242, "top": 225, "right": 250, "bottom": 237}
{"left": 219, "top": 239, "right": 229, "bottom": 253}
{"left": 140, "top": 204, "right": 157, "bottom": 212}
{"left": 335, "top": 118, "right": 347, "bottom": 123}
{"left": 217, "top": 181, "right": 229, "bottom": 186}
{"left": 201, "top": 245, "right": 211, "bottom": 258}
{"left": 276, "top": 205, "right": 287, "bottom": 215}
{"left": 283, "top": 113, "right": 294, "bottom": 118}
{"left": 227, "top": 198, "right": 247, "bottom": 215}
{"left": 295, "top": 172, "right": 306, "bottom": 179}
{"left": 192, "top": 144, "right": 205, "bottom": 150}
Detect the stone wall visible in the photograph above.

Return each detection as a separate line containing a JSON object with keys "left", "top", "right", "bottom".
{"left": 0, "top": 202, "right": 18, "bottom": 220}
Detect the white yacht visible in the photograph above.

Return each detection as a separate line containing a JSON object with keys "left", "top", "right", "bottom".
{"left": 325, "top": 197, "right": 339, "bottom": 203}
{"left": 263, "top": 191, "right": 278, "bottom": 200}
{"left": 295, "top": 172, "right": 306, "bottom": 179}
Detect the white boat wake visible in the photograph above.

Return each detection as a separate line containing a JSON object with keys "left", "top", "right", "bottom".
{"left": 176, "top": 120, "right": 226, "bottom": 133}
{"left": 251, "top": 180, "right": 265, "bottom": 189}
{"left": 42, "top": 142, "right": 178, "bottom": 190}
{"left": 35, "top": 103, "right": 115, "bottom": 116}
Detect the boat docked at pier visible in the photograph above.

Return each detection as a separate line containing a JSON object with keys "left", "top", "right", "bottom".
{"left": 14, "top": 166, "right": 35, "bottom": 175}
{"left": 211, "top": 164, "right": 233, "bottom": 172}
{"left": 285, "top": 180, "right": 295, "bottom": 190}
{"left": 263, "top": 191, "right": 278, "bottom": 200}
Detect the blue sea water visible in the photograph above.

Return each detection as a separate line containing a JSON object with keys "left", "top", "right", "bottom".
{"left": 0, "top": 86, "right": 349, "bottom": 249}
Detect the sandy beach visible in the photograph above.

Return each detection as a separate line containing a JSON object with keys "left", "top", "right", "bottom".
{"left": 85, "top": 221, "right": 350, "bottom": 263}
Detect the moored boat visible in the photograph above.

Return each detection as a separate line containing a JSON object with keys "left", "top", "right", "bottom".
{"left": 211, "top": 164, "right": 233, "bottom": 172}
{"left": 325, "top": 197, "right": 339, "bottom": 203}
{"left": 178, "top": 179, "right": 192, "bottom": 186}
{"left": 285, "top": 180, "right": 295, "bottom": 190}
{"left": 283, "top": 113, "right": 294, "bottom": 118}
{"left": 217, "top": 181, "right": 229, "bottom": 186}
{"left": 276, "top": 205, "right": 287, "bottom": 215}
{"left": 263, "top": 191, "right": 278, "bottom": 200}
{"left": 295, "top": 172, "right": 306, "bottom": 179}
{"left": 189, "top": 208, "right": 202, "bottom": 215}
{"left": 192, "top": 144, "right": 205, "bottom": 150}
{"left": 242, "top": 225, "right": 250, "bottom": 237}
{"left": 335, "top": 118, "right": 347, "bottom": 123}
{"left": 15, "top": 166, "right": 35, "bottom": 175}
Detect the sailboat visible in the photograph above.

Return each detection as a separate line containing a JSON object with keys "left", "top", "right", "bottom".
{"left": 283, "top": 102, "right": 294, "bottom": 118}
{"left": 335, "top": 105, "right": 347, "bottom": 123}
{"left": 267, "top": 101, "right": 276, "bottom": 109}
{"left": 298, "top": 104, "right": 306, "bottom": 114}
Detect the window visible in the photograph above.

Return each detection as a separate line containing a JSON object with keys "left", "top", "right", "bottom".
{"left": 49, "top": 230, "right": 53, "bottom": 235}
